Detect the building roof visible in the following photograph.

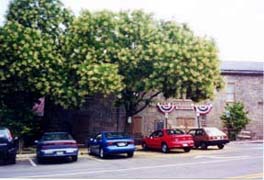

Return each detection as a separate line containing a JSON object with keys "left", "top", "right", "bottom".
{"left": 221, "top": 61, "right": 264, "bottom": 75}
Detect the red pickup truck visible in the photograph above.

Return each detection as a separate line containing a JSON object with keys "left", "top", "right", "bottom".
{"left": 142, "top": 129, "right": 194, "bottom": 153}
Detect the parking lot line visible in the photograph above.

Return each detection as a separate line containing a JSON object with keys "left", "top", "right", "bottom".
{"left": 228, "top": 172, "right": 263, "bottom": 179}
{"left": 19, "top": 155, "right": 262, "bottom": 178}
{"left": 27, "top": 158, "right": 37, "bottom": 167}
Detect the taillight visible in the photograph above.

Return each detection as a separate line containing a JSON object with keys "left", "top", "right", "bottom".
{"left": 107, "top": 142, "right": 114, "bottom": 145}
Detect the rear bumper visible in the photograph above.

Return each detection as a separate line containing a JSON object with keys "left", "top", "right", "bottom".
{"left": 37, "top": 148, "right": 78, "bottom": 158}
{"left": 168, "top": 141, "right": 194, "bottom": 149}
{"left": 104, "top": 145, "right": 136, "bottom": 154}
{"left": 0, "top": 148, "right": 16, "bottom": 160}
{"left": 206, "top": 140, "right": 230, "bottom": 146}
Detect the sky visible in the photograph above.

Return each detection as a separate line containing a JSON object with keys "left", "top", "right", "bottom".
{"left": 0, "top": 0, "right": 264, "bottom": 62}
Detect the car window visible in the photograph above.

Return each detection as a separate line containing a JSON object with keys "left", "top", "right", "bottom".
{"left": 41, "top": 133, "right": 73, "bottom": 141}
{"left": 157, "top": 130, "right": 163, "bottom": 137}
{"left": 196, "top": 129, "right": 204, "bottom": 136}
{"left": 96, "top": 134, "right": 102, "bottom": 141}
{"left": 188, "top": 130, "right": 196, "bottom": 136}
{"left": 0, "top": 129, "right": 12, "bottom": 142}
{"left": 105, "top": 132, "right": 129, "bottom": 139}
{"left": 166, "top": 129, "right": 185, "bottom": 135}
{"left": 150, "top": 131, "right": 159, "bottom": 138}
{"left": 204, "top": 128, "right": 226, "bottom": 136}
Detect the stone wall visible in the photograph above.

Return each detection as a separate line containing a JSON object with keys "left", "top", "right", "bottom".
{"left": 207, "top": 74, "right": 263, "bottom": 139}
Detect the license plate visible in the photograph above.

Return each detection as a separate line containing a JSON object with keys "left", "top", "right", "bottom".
{"left": 217, "top": 137, "right": 221, "bottom": 140}
{"left": 56, "top": 151, "right": 64, "bottom": 155}
{"left": 117, "top": 142, "right": 126, "bottom": 147}
{"left": 183, "top": 144, "right": 188, "bottom": 147}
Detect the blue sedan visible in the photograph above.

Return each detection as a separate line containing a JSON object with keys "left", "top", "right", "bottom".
{"left": 36, "top": 132, "right": 79, "bottom": 163}
{"left": 88, "top": 132, "right": 136, "bottom": 158}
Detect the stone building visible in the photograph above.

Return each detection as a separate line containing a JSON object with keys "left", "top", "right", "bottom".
{"left": 67, "top": 61, "right": 263, "bottom": 143}
{"left": 133, "top": 61, "right": 263, "bottom": 140}
{"left": 207, "top": 61, "right": 263, "bottom": 139}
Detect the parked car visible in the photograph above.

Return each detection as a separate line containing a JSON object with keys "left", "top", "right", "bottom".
{"left": 142, "top": 129, "right": 194, "bottom": 153}
{"left": 187, "top": 127, "right": 229, "bottom": 149}
{"left": 0, "top": 127, "right": 17, "bottom": 165}
{"left": 36, "top": 132, "right": 78, "bottom": 163}
{"left": 88, "top": 131, "right": 136, "bottom": 158}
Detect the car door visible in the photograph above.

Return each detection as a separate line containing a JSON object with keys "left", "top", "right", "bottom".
{"left": 195, "top": 129, "right": 205, "bottom": 145}
{"left": 153, "top": 130, "right": 163, "bottom": 149}
{"left": 146, "top": 131, "right": 158, "bottom": 148}
{"left": 90, "top": 133, "right": 102, "bottom": 155}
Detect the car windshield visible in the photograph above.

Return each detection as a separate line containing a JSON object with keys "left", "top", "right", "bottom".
{"left": 0, "top": 129, "right": 11, "bottom": 142}
{"left": 105, "top": 132, "right": 130, "bottom": 139}
{"left": 204, "top": 128, "right": 226, "bottom": 136}
{"left": 41, "top": 133, "right": 73, "bottom": 141}
{"left": 166, "top": 129, "right": 185, "bottom": 135}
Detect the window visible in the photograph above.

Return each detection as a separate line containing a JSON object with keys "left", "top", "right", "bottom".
{"left": 166, "top": 129, "right": 185, "bottom": 135}
{"left": 155, "top": 121, "right": 164, "bottom": 130}
{"left": 188, "top": 130, "right": 196, "bottom": 136}
{"left": 157, "top": 130, "right": 164, "bottom": 137}
{"left": 96, "top": 134, "right": 102, "bottom": 141}
{"left": 105, "top": 132, "right": 129, "bottom": 139}
{"left": 196, "top": 129, "right": 205, "bottom": 136}
{"left": 226, "top": 82, "right": 235, "bottom": 102}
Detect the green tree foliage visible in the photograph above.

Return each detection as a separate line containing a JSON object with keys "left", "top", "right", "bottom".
{"left": 221, "top": 102, "right": 251, "bottom": 140}
{"left": 69, "top": 10, "right": 224, "bottom": 127}
{"left": 0, "top": 0, "right": 123, "bottom": 136}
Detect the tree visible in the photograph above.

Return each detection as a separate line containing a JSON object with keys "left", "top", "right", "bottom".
{"left": 221, "top": 102, "right": 251, "bottom": 140}
{"left": 69, "top": 10, "right": 224, "bottom": 131}
{"left": 0, "top": 0, "right": 123, "bottom": 136}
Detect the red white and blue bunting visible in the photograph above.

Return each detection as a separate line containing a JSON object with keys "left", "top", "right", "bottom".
{"left": 157, "top": 103, "right": 175, "bottom": 114}
{"left": 194, "top": 104, "right": 213, "bottom": 115}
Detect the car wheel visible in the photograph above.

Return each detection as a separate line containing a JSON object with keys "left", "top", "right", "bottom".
{"left": 200, "top": 142, "right": 208, "bottom": 150}
{"left": 72, "top": 155, "right": 78, "bottom": 162}
{"left": 88, "top": 147, "right": 93, "bottom": 155}
{"left": 161, "top": 143, "right": 169, "bottom": 153}
{"left": 183, "top": 147, "right": 191, "bottom": 152}
{"left": 142, "top": 142, "right": 148, "bottom": 150}
{"left": 217, "top": 144, "right": 224, "bottom": 149}
{"left": 99, "top": 148, "right": 105, "bottom": 159}
{"left": 127, "top": 152, "right": 134, "bottom": 158}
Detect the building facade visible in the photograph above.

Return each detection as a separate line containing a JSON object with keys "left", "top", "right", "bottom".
{"left": 68, "top": 61, "right": 263, "bottom": 143}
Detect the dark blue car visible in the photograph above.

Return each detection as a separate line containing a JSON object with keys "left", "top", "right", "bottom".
{"left": 88, "top": 132, "right": 135, "bottom": 158}
{"left": 36, "top": 132, "right": 78, "bottom": 163}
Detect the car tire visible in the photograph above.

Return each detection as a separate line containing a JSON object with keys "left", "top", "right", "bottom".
{"left": 142, "top": 142, "right": 148, "bottom": 150}
{"left": 127, "top": 152, "right": 134, "bottom": 158}
{"left": 88, "top": 147, "right": 93, "bottom": 155}
{"left": 217, "top": 144, "right": 224, "bottom": 149}
{"left": 99, "top": 148, "right": 105, "bottom": 159}
{"left": 161, "top": 143, "right": 169, "bottom": 153}
{"left": 200, "top": 142, "right": 208, "bottom": 150}
{"left": 183, "top": 147, "right": 191, "bottom": 152}
{"left": 72, "top": 155, "right": 78, "bottom": 162}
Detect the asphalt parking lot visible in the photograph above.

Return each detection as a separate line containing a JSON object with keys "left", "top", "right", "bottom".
{"left": 0, "top": 141, "right": 263, "bottom": 179}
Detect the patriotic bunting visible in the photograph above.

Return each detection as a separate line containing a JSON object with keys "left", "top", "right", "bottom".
{"left": 194, "top": 104, "right": 213, "bottom": 115}
{"left": 157, "top": 103, "right": 175, "bottom": 114}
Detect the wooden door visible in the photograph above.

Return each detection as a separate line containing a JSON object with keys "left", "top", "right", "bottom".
{"left": 176, "top": 118, "right": 195, "bottom": 132}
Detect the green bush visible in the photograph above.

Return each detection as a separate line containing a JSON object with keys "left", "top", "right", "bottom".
{"left": 221, "top": 102, "right": 251, "bottom": 140}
